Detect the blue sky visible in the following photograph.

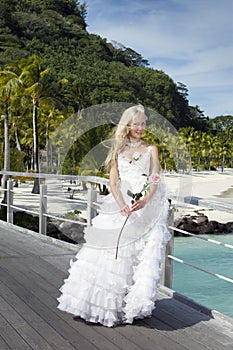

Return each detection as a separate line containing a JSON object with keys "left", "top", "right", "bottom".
{"left": 86, "top": 0, "right": 233, "bottom": 118}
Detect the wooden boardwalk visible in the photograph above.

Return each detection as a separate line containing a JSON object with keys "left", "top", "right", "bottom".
{"left": 0, "top": 221, "right": 233, "bottom": 350}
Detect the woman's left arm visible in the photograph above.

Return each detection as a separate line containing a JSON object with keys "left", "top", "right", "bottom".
{"left": 130, "top": 145, "right": 160, "bottom": 212}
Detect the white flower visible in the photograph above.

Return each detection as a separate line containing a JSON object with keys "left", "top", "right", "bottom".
{"left": 132, "top": 151, "right": 141, "bottom": 161}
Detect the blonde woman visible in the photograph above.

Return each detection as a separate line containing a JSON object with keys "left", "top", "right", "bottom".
{"left": 57, "top": 104, "right": 171, "bottom": 327}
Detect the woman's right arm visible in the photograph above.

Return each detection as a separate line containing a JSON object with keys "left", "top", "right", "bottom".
{"left": 109, "top": 161, "right": 130, "bottom": 216}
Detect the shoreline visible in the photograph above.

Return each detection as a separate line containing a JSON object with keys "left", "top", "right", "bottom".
{"left": 164, "top": 169, "right": 233, "bottom": 224}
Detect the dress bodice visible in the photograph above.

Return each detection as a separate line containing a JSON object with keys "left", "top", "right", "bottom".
{"left": 117, "top": 148, "right": 151, "bottom": 196}
{"left": 118, "top": 148, "right": 151, "bottom": 181}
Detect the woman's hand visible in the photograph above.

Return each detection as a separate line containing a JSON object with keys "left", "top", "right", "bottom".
{"left": 130, "top": 198, "right": 147, "bottom": 212}
{"left": 120, "top": 204, "right": 131, "bottom": 216}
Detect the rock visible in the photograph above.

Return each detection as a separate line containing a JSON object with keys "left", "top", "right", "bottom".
{"left": 45, "top": 217, "right": 87, "bottom": 244}
{"left": 59, "top": 221, "right": 85, "bottom": 244}
{"left": 217, "top": 222, "right": 227, "bottom": 234}
{"left": 174, "top": 213, "right": 233, "bottom": 236}
{"left": 192, "top": 214, "right": 208, "bottom": 226}
{"left": 47, "top": 222, "right": 60, "bottom": 235}
{"left": 226, "top": 222, "right": 233, "bottom": 232}
{"left": 199, "top": 221, "right": 218, "bottom": 234}
{"left": 27, "top": 225, "right": 39, "bottom": 232}
{"left": 174, "top": 217, "right": 184, "bottom": 227}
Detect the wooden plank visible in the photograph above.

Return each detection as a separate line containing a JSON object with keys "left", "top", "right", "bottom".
{"left": 0, "top": 255, "right": 161, "bottom": 350}
{"left": 0, "top": 241, "right": 25, "bottom": 257}
{"left": 72, "top": 318, "right": 125, "bottom": 350}
{"left": 136, "top": 318, "right": 210, "bottom": 350}
{"left": 6, "top": 256, "right": 61, "bottom": 296}
{"left": 1, "top": 257, "right": 143, "bottom": 350}
{"left": 0, "top": 295, "right": 55, "bottom": 350}
{"left": 19, "top": 254, "right": 69, "bottom": 286}
{"left": 1, "top": 254, "right": 127, "bottom": 350}
{"left": 0, "top": 314, "right": 33, "bottom": 350}
{"left": 205, "top": 317, "right": 233, "bottom": 345}
{"left": 157, "top": 290, "right": 233, "bottom": 339}
{"left": 1, "top": 224, "right": 233, "bottom": 350}
{"left": 0, "top": 256, "right": 165, "bottom": 350}
{"left": 115, "top": 323, "right": 189, "bottom": 350}
{"left": 0, "top": 244, "right": 24, "bottom": 257}
{"left": 0, "top": 263, "right": 123, "bottom": 350}
{"left": 0, "top": 225, "right": 77, "bottom": 257}
{"left": 165, "top": 295, "right": 233, "bottom": 342}
{"left": 0, "top": 283, "right": 79, "bottom": 350}
{"left": 0, "top": 269, "right": 99, "bottom": 350}
{"left": 42, "top": 254, "right": 76, "bottom": 273}
{"left": 140, "top": 311, "right": 233, "bottom": 350}
{"left": 15, "top": 254, "right": 200, "bottom": 346}
{"left": 1, "top": 253, "right": 71, "bottom": 295}
{"left": 84, "top": 323, "right": 144, "bottom": 350}
{"left": 152, "top": 297, "right": 233, "bottom": 350}
{"left": 0, "top": 337, "right": 12, "bottom": 350}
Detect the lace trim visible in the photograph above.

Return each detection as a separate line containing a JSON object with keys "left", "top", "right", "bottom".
{"left": 118, "top": 146, "right": 151, "bottom": 163}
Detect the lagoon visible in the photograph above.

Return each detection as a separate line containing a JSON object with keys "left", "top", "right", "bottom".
{"left": 173, "top": 233, "right": 233, "bottom": 318}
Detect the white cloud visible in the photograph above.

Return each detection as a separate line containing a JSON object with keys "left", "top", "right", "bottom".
{"left": 86, "top": 0, "right": 233, "bottom": 117}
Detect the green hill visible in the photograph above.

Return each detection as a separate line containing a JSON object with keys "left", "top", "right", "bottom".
{"left": 0, "top": 0, "right": 209, "bottom": 130}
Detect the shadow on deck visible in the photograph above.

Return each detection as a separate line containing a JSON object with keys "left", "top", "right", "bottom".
{"left": 0, "top": 221, "right": 233, "bottom": 350}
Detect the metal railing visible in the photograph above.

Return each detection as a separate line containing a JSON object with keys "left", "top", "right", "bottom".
{"left": 161, "top": 224, "right": 233, "bottom": 289}
{"left": 0, "top": 172, "right": 108, "bottom": 234}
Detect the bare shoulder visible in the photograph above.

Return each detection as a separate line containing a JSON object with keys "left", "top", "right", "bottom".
{"left": 143, "top": 143, "right": 158, "bottom": 155}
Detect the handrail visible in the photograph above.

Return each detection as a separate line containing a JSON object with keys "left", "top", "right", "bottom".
{"left": 169, "top": 226, "right": 233, "bottom": 250}
{"left": 11, "top": 205, "right": 39, "bottom": 216}
{"left": 165, "top": 224, "right": 233, "bottom": 287}
{"left": 44, "top": 213, "right": 87, "bottom": 226}
{"left": 44, "top": 194, "right": 86, "bottom": 205}
{"left": 168, "top": 255, "right": 233, "bottom": 284}
{"left": 1, "top": 176, "right": 104, "bottom": 234}
{"left": 0, "top": 170, "right": 109, "bottom": 185}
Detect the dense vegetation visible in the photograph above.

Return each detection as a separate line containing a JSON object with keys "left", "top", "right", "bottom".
{"left": 0, "top": 0, "right": 232, "bottom": 192}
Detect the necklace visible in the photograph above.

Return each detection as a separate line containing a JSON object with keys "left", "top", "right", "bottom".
{"left": 126, "top": 140, "right": 142, "bottom": 148}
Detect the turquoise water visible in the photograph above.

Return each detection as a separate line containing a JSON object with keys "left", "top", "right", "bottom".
{"left": 172, "top": 234, "right": 233, "bottom": 318}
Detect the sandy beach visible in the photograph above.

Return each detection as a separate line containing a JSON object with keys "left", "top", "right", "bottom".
{"left": 164, "top": 169, "right": 233, "bottom": 223}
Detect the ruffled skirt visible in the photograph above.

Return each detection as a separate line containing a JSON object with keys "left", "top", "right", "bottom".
{"left": 57, "top": 183, "right": 171, "bottom": 327}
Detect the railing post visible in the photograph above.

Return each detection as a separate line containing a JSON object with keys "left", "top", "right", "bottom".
{"left": 7, "top": 179, "right": 14, "bottom": 224}
{"left": 160, "top": 208, "right": 174, "bottom": 288}
{"left": 39, "top": 184, "right": 47, "bottom": 235}
{"left": 87, "top": 183, "right": 97, "bottom": 226}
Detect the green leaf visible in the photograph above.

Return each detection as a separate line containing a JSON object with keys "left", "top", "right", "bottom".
{"left": 127, "top": 189, "right": 134, "bottom": 197}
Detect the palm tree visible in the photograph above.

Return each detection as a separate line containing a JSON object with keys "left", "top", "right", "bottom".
{"left": 0, "top": 68, "right": 22, "bottom": 203}
{"left": 20, "top": 55, "right": 55, "bottom": 193}
{"left": 192, "top": 130, "right": 206, "bottom": 171}
{"left": 202, "top": 133, "right": 214, "bottom": 170}
{"left": 179, "top": 127, "right": 195, "bottom": 173}
{"left": 39, "top": 107, "right": 65, "bottom": 172}
{"left": 174, "top": 135, "right": 187, "bottom": 173}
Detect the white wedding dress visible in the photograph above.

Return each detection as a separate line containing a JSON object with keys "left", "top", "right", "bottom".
{"left": 57, "top": 147, "right": 171, "bottom": 327}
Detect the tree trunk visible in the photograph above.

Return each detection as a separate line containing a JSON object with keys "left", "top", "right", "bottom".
{"left": 13, "top": 123, "right": 21, "bottom": 187}
{"left": 1, "top": 106, "right": 10, "bottom": 205}
{"left": 32, "top": 101, "right": 40, "bottom": 194}
{"left": 197, "top": 148, "right": 201, "bottom": 172}
{"left": 188, "top": 146, "right": 192, "bottom": 173}
{"left": 221, "top": 154, "right": 225, "bottom": 172}
{"left": 14, "top": 123, "right": 21, "bottom": 152}
{"left": 46, "top": 119, "right": 49, "bottom": 170}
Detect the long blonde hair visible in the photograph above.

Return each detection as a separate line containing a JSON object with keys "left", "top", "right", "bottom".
{"left": 105, "top": 104, "right": 146, "bottom": 170}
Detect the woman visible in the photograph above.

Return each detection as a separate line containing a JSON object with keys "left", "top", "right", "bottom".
{"left": 57, "top": 104, "right": 171, "bottom": 327}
